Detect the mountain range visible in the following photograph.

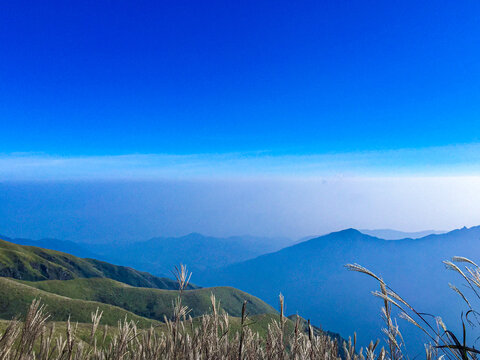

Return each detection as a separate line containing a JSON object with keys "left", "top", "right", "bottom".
{"left": 0, "top": 235, "right": 100, "bottom": 259}
{"left": 4, "top": 226, "right": 478, "bottom": 356}
{"left": 88, "top": 233, "right": 293, "bottom": 275}
{"left": 0, "top": 238, "right": 185, "bottom": 289}
{"left": 0, "top": 236, "right": 344, "bottom": 346}
{"left": 0, "top": 238, "right": 277, "bottom": 321}
{"left": 3, "top": 233, "right": 293, "bottom": 276}
{"left": 196, "top": 226, "right": 480, "bottom": 356}
{"left": 359, "top": 228, "right": 446, "bottom": 240}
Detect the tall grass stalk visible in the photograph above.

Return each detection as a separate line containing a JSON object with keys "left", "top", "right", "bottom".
{"left": 347, "top": 256, "right": 480, "bottom": 360}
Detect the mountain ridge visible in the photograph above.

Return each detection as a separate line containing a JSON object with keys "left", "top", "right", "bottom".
{"left": 196, "top": 225, "right": 480, "bottom": 356}
{"left": 3, "top": 233, "right": 294, "bottom": 276}
{"left": 18, "top": 277, "right": 277, "bottom": 320}
{"left": 0, "top": 236, "right": 350, "bottom": 350}
{"left": 0, "top": 238, "right": 192, "bottom": 289}
{"left": 359, "top": 228, "right": 446, "bottom": 240}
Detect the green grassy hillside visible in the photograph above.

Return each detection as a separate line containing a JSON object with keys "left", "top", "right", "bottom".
{"left": 0, "top": 277, "right": 157, "bottom": 327}
{"left": 0, "top": 239, "right": 189, "bottom": 289}
{"left": 0, "top": 237, "right": 276, "bottom": 323}
{"left": 0, "top": 278, "right": 292, "bottom": 345}
{"left": 19, "top": 277, "right": 277, "bottom": 320}
{"left": 0, "top": 237, "right": 344, "bottom": 349}
{"left": 0, "top": 277, "right": 283, "bottom": 338}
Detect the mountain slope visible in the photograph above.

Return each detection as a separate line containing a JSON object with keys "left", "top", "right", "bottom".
{"left": 0, "top": 237, "right": 277, "bottom": 320}
{"left": 197, "top": 227, "right": 480, "bottom": 356}
{"left": 1, "top": 234, "right": 99, "bottom": 258}
{"left": 0, "top": 277, "right": 157, "bottom": 327}
{"left": 0, "top": 237, "right": 348, "bottom": 351}
{"left": 0, "top": 238, "right": 191, "bottom": 289}
{"left": 0, "top": 277, "right": 283, "bottom": 337}
{"left": 19, "top": 277, "right": 276, "bottom": 320}
{"left": 6, "top": 233, "right": 293, "bottom": 276}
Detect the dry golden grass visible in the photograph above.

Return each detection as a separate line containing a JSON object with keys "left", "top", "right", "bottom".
{"left": 0, "top": 265, "right": 353, "bottom": 360}
{"left": 11, "top": 259, "right": 480, "bottom": 360}
{"left": 347, "top": 256, "right": 480, "bottom": 360}
{"left": 0, "top": 297, "right": 349, "bottom": 360}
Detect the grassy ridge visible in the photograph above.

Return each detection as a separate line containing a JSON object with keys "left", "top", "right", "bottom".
{"left": 18, "top": 278, "right": 277, "bottom": 320}
{"left": 0, "top": 279, "right": 341, "bottom": 349}
{"left": 0, "top": 277, "right": 157, "bottom": 327}
{"left": 0, "top": 278, "right": 288, "bottom": 341}
{"left": 0, "top": 237, "right": 345, "bottom": 350}
{"left": 0, "top": 279, "right": 297, "bottom": 346}
{"left": 0, "top": 239, "right": 188, "bottom": 289}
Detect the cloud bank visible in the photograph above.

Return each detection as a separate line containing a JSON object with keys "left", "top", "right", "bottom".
{"left": 2, "top": 143, "right": 480, "bottom": 180}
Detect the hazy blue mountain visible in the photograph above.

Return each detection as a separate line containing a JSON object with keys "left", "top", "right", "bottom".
{"left": 299, "top": 229, "right": 446, "bottom": 243}
{"left": 0, "top": 235, "right": 99, "bottom": 259}
{"left": 4, "top": 233, "right": 293, "bottom": 276}
{"left": 359, "top": 228, "right": 446, "bottom": 240}
{"left": 86, "top": 233, "right": 293, "bottom": 276}
{"left": 197, "top": 226, "right": 480, "bottom": 356}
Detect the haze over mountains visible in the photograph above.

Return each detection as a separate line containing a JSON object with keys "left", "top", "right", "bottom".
{"left": 0, "top": 238, "right": 277, "bottom": 326}
{"left": 3, "top": 233, "right": 293, "bottom": 276}
{"left": 4, "top": 225, "right": 480, "bottom": 356}
{"left": 0, "top": 238, "right": 186, "bottom": 289}
{"left": 359, "top": 228, "right": 446, "bottom": 240}
{"left": 195, "top": 226, "right": 480, "bottom": 356}
{"left": 0, "top": 235, "right": 347, "bottom": 348}
{"left": 89, "top": 233, "right": 293, "bottom": 275}
{"left": 0, "top": 235, "right": 99, "bottom": 259}
{"left": 5, "top": 228, "right": 445, "bottom": 276}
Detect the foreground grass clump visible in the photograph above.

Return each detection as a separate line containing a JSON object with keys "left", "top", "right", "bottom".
{"left": 0, "top": 297, "right": 348, "bottom": 359}
{"left": 347, "top": 256, "right": 480, "bottom": 360}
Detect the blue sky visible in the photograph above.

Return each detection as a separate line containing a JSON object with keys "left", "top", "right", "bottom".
{"left": 2, "top": 1, "right": 480, "bottom": 240}
{"left": 1, "top": 1, "right": 480, "bottom": 161}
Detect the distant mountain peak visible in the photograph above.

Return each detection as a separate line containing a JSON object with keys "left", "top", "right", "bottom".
{"left": 339, "top": 228, "right": 362, "bottom": 234}
{"left": 299, "top": 228, "right": 372, "bottom": 246}
{"left": 324, "top": 228, "right": 366, "bottom": 238}
{"left": 181, "top": 232, "right": 207, "bottom": 239}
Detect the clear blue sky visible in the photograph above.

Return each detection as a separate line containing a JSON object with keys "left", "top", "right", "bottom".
{"left": 2, "top": 0, "right": 480, "bottom": 157}
{"left": 3, "top": 1, "right": 480, "bottom": 240}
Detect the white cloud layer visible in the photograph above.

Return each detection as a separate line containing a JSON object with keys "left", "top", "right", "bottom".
{"left": 2, "top": 143, "right": 480, "bottom": 180}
